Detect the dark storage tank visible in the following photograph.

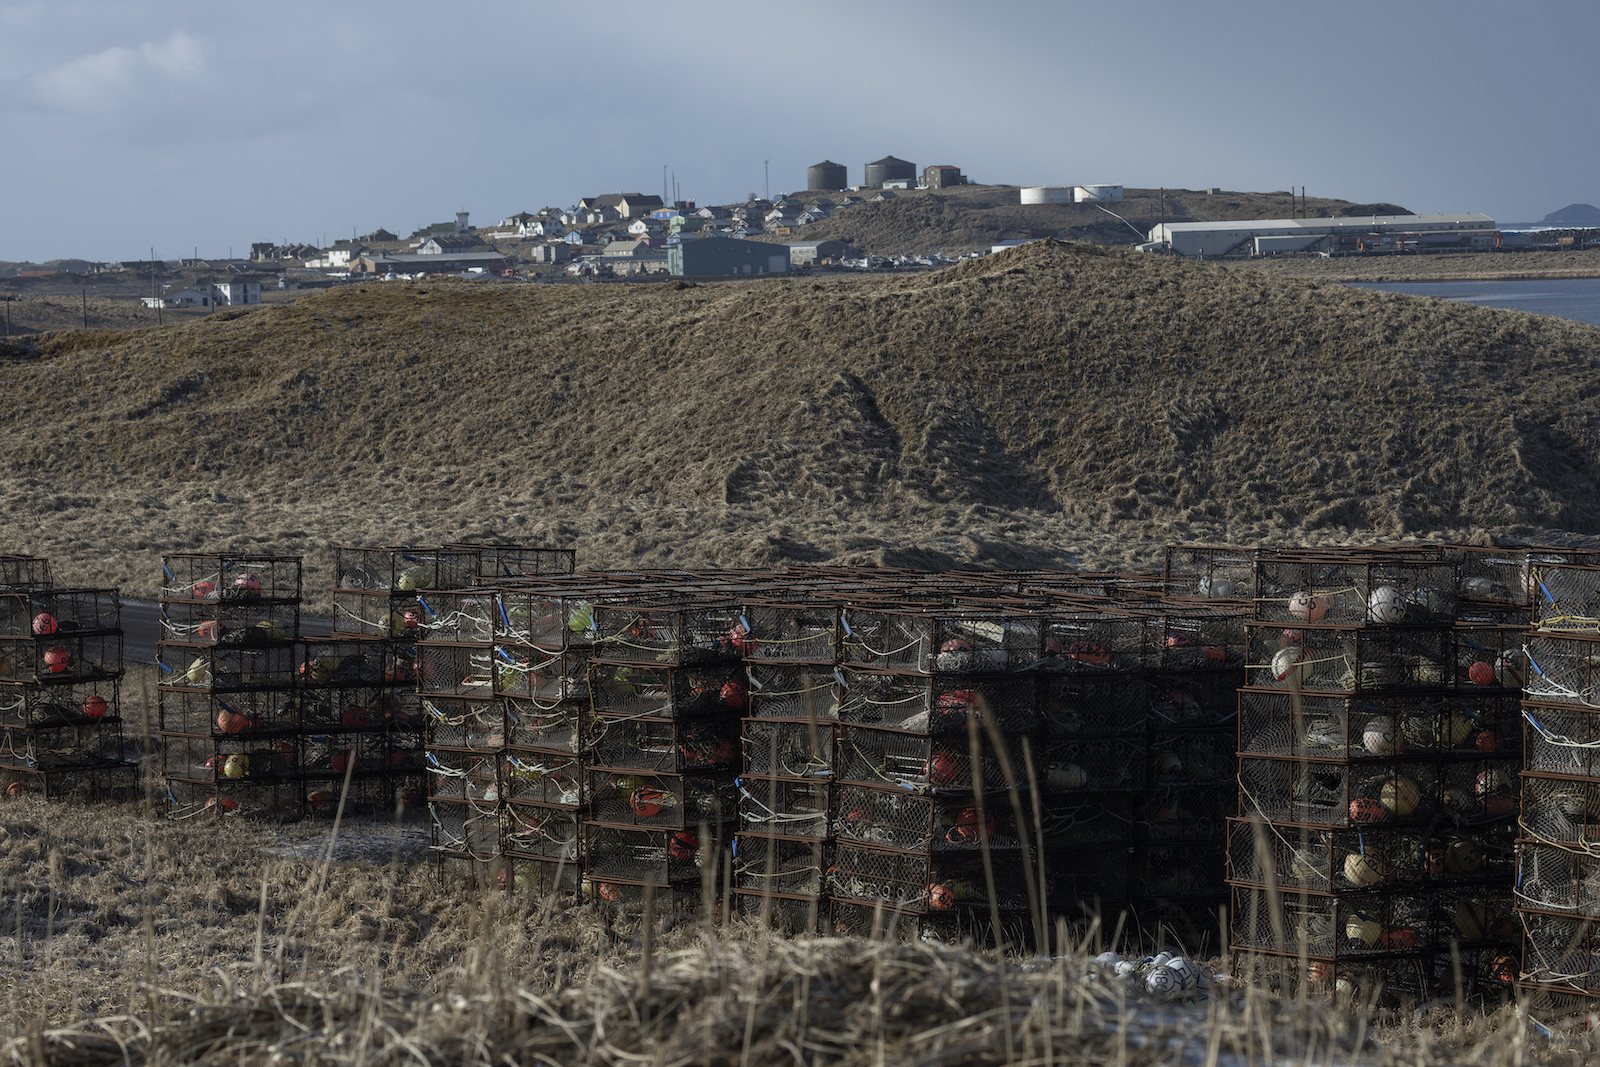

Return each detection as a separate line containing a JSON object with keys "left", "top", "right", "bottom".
{"left": 863, "top": 155, "right": 916, "bottom": 189}
{"left": 806, "top": 160, "right": 847, "bottom": 192}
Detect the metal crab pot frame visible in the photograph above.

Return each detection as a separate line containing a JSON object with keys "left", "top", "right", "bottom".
{"left": 162, "top": 554, "right": 304, "bottom": 607}
{"left": 737, "top": 602, "right": 839, "bottom": 664}
{"left": 1238, "top": 687, "right": 1522, "bottom": 761}
{"left": 1252, "top": 555, "right": 1460, "bottom": 628}
{"left": 836, "top": 669, "right": 1041, "bottom": 735}
{"left": 1229, "top": 884, "right": 1516, "bottom": 961}
{"left": 334, "top": 547, "right": 481, "bottom": 598}
{"left": 746, "top": 662, "right": 840, "bottom": 719}
{"left": 502, "top": 802, "right": 582, "bottom": 862}
{"left": 491, "top": 645, "right": 591, "bottom": 701}
{"left": 741, "top": 719, "right": 834, "bottom": 779}
{"left": 832, "top": 781, "right": 1033, "bottom": 853}
{"left": 1524, "top": 631, "right": 1600, "bottom": 710}
{"left": 1524, "top": 700, "right": 1600, "bottom": 778}
{"left": 1, "top": 632, "right": 124, "bottom": 684}
{"left": 837, "top": 609, "right": 1044, "bottom": 674}
{"left": 430, "top": 797, "right": 502, "bottom": 857}
{"left": 585, "top": 768, "right": 738, "bottom": 831}
{"left": 733, "top": 833, "right": 829, "bottom": 896}
{"left": 158, "top": 643, "right": 297, "bottom": 693}
{"left": 1245, "top": 622, "right": 1455, "bottom": 694}
{"left": 589, "top": 601, "right": 748, "bottom": 667}
{"left": 0, "top": 761, "right": 135, "bottom": 802}
{"left": 0, "top": 588, "right": 120, "bottom": 639}
{"left": 0, "top": 678, "right": 121, "bottom": 729}
{"left": 1237, "top": 754, "right": 1520, "bottom": 828}
{"left": 588, "top": 662, "right": 749, "bottom": 721}
{"left": 0, "top": 556, "right": 52, "bottom": 592}
{"left": 1225, "top": 817, "right": 1514, "bottom": 894}
{"left": 581, "top": 822, "right": 720, "bottom": 887}
{"left": 1164, "top": 544, "right": 1260, "bottom": 601}
{"left": 586, "top": 714, "right": 740, "bottom": 775}
{"left": 420, "top": 694, "right": 505, "bottom": 751}
{"left": 738, "top": 775, "right": 832, "bottom": 839}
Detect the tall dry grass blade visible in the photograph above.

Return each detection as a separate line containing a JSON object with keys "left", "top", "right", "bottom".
{"left": 1248, "top": 817, "right": 1287, "bottom": 952}
{"left": 963, "top": 710, "right": 1006, "bottom": 954}
{"left": 980, "top": 706, "right": 1044, "bottom": 950}
{"left": 250, "top": 864, "right": 270, "bottom": 996}
{"left": 699, "top": 820, "right": 715, "bottom": 939}
{"left": 1451, "top": 938, "right": 1465, "bottom": 1018}
{"left": 641, "top": 880, "right": 655, "bottom": 1032}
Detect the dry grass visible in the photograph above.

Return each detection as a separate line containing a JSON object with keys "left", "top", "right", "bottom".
{"left": 0, "top": 788, "right": 1592, "bottom": 1067}
{"left": 1228, "top": 249, "right": 1600, "bottom": 283}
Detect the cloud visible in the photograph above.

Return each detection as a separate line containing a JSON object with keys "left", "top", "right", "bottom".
{"left": 27, "top": 31, "right": 206, "bottom": 115}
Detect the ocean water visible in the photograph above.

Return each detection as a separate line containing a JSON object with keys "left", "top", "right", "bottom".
{"left": 1345, "top": 278, "right": 1600, "bottom": 328}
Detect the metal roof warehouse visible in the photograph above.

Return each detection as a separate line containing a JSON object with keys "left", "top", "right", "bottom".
{"left": 1147, "top": 213, "right": 1496, "bottom": 258}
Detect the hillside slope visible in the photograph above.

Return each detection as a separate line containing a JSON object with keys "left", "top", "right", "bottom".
{"left": 2, "top": 240, "right": 1598, "bottom": 598}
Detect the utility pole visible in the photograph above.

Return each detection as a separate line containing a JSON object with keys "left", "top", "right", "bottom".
{"left": 152, "top": 247, "right": 161, "bottom": 326}
{"left": 81, "top": 289, "right": 87, "bottom": 329}
{"left": 764, "top": 160, "right": 769, "bottom": 201}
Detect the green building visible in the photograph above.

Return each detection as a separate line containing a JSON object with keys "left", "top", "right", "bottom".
{"left": 667, "top": 236, "right": 791, "bottom": 277}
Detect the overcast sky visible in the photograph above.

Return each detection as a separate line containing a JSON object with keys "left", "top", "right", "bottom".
{"left": 1, "top": 0, "right": 1594, "bottom": 262}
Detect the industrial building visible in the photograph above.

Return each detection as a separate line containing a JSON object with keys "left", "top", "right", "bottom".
{"left": 807, "top": 161, "right": 847, "bottom": 191}
{"left": 921, "top": 165, "right": 967, "bottom": 189}
{"left": 667, "top": 236, "right": 790, "bottom": 277}
{"left": 864, "top": 155, "right": 916, "bottom": 189}
{"left": 1144, "top": 213, "right": 1496, "bottom": 258}
{"left": 786, "top": 239, "right": 859, "bottom": 267}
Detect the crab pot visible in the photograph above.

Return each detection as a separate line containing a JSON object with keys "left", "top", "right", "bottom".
{"left": 0, "top": 679, "right": 121, "bottom": 729}
{"left": 735, "top": 890, "right": 824, "bottom": 934}
{"left": 741, "top": 719, "right": 835, "bottom": 779}
{"left": 1231, "top": 885, "right": 1514, "bottom": 961}
{"left": 502, "top": 750, "right": 583, "bottom": 806}
{"left": 430, "top": 797, "right": 502, "bottom": 856}
{"left": 420, "top": 695, "right": 504, "bottom": 750}
{"left": 0, "top": 556, "right": 52, "bottom": 591}
{"left": 733, "top": 833, "right": 828, "bottom": 895}
{"left": 580, "top": 877, "right": 705, "bottom": 911}
{"left": 0, "top": 588, "right": 120, "bottom": 637}
{"left": 746, "top": 663, "right": 839, "bottom": 719}
{"left": 586, "top": 769, "right": 737, "bottom": 830}
{"left": 293, "top": 640, "right": 408, "bottom": 688}
{"left": 737, "top": 776, "right": 832, "bottom": 838}
{"left": 1150, "top": 726, "right": 1236, "bottom": 787}
{"left": 299, "top": 729, "right": 414, "bottom": 781}
{"left": 1246, "top": 623, "right": 1454, "bottom": 693}
{"left": 1152, "top": 611, "right": 1249, "bottom": 671}
{"left": 1042, "top": 673, "right": 1149, "bottom": 736}
{"left": 1453, "top": 623, "right": 1530, "bottom": 692}
{"left": 157, "top": 643, "right": 296, "bottom": 692}
{"left": 1039, "top": 735, "right": 1147, "bottom": 792}
{"left": 589, "top": 601, "right": 747, "bottom": 666}
{"left": 494, "top": 590, "right": 596, "bottom": 651}
{"left": 1521, "top": 774, "right": 1600, "bottom": 845}
{"left": 1238, "top": 687, "right": 1521, "bottom": 761}
{"left": 588, "top": 662, "right": 749, "bottom": 721}
{"left": 2, "top": 633, "right": 123, "bottom": 683}
{"left": 836, "top": 724, "right": 1037, "bottom": 795}
{"left": 170, "top": 778, "right": 309, "bottom": 821}
{"left": 1239, "top": 755, "right": 1519, "bottom": 827}
{"left": 827, "top": 899, "right": 930, "bottom": 942}
{"left": 836, "top": 670, "right": 1041, "bottom": 734}
{"left": 492, "top": 646, "right": 591, "bottom": 700}
{"left": 503, "top": 853, "right": 580, "bottom": 896}
{"left": 162, "top": 554, "right": 304, "bottom": 607}
{"left": 413, "top": 644, "right": 496, "bottom": 698}
{"left": 1037, "top": 791, "right": 1139, "bottom": 850}
{"left": 0, "top": 761, "right": 135, "bottom": 802}
{"left": 1252, "top": 555, "right": 1459, "bottom": 627}
{"left": 1530, "top": 563, "right": 1600, "bottom": 630}
{"left": 1041, "top": 844, "right": 1134, "bottom": 908}
{"left": 1039, "top": 613, "right": 1156, "bottom": 673}
{"left": 502, "top": 802, "right": 581, "bottom": 861}
{"left": 1459, "top": 546, "right": 1600, "bottom": 609}
{"left": 434, "top": 852, "right": 504, "bottom": 893}
{"left": 738, "top": 602, "right": 838, "bottom": 664}
{"left": 588, "top": 714, "right": 740, "bottom": 774}
{"left": 0, "top": 717, "right": 128, "bottom": 770}
{"left": 1145, "top": 669, "right": 1245, "bottom": 729}
{"left": 461, "top": 544, "right": 575, "bottom": 581}
{"left": 503, "top": 698, "right": 587, "bottom": 753}
{"left": 283, "top": 686, "right": 413, "bottom": 734}
{"left": 334, "top": 546, "right": 481, "bottom": 598}
{"left": 1519, "top": 909, "right": 1600, "bottom": 995}
{"left": 159, "top": 599, "right": 299, "bottom": 646}
{"left": 415, "top": 590, "right": 499, "bottom": 645}
{"left": 833, "top": 782, "right": 1029, "bottom": 852}
{"left": 426, "top": 748, "right": 500, "bottom": 803}
{"left": 838, "top": 610, "right": 1042, "bottom": 674}
{"left": 1524, "top": 702, "right": 1600, "bottom": 777}
{"left": 826, "top": 842, "right": 952, "bottom": 914}
{"left": 1164, "top": 544, "right": 1258, "bottom": 601}
{"left": 1514, "top": 841, "right": 1600, "bottom": 914}
{"left": 1225, "top": 817, "right": 1513, "bottom": 893}
{"left": 582, "top": 823, "right": 713, "bottom": 886}
{"left": 332, "top": 590, "right": 425, "bottom": 639}
{"left": 1141, "top": 782, "right": 1231, "bottom": 843}
{"left": 1137, "top": 841, "right": 1228, "bottom": 901}
{"left": 1524, "top": 632, "right": 1600, "bottom": 708}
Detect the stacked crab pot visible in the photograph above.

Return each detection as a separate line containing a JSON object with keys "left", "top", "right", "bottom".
{"left": 581, "top": 597, "right": 747, "bottom": 911}
{"left": 0, "top": 558, "right": 136, "bottom": 800}
{"left": 1513, "top": 560, "right": 1600, "bottom": 1009}
{"left": 735, "top": 598, "right": 839, "bottom": 933}
{"left": 157, "top": 554, "right": 308, "bottom": 816}
{"left": 1228, "top": 551, "right": 1522, "bottom": 1004}
{"left": 826, "top": 603, "right": 1051, "bottom": 944}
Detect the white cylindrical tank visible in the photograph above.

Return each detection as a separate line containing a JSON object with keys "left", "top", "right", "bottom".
{"left": 1075, "top": 185, "right": 1124, "bottom": 202}
{"left": 1021, "top": 187, "right": 1074, "bottom": 205}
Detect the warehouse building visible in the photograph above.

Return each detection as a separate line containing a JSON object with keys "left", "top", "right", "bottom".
{"left": 667, "top": 236, "right": 790, "bottom": 276}
{"left": 786, "top": 239, "right": 859, "bottom": 267}
{"left": 1145, "top": 213, "right": 1496, "bottom": 257}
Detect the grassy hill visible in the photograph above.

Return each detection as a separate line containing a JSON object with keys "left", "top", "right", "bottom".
{"left": 2, "top": 239, "right": 1598, "bottom": 603}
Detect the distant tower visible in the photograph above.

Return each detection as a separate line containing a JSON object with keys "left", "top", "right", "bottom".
{"left": 864, "top": 155, "right": 916, "bottom": 190}
{"left": 807, "top": 160, "right": 848, "bottom": 192}
{"left": 456, "top": 211, "right": 470, "bottom": 233}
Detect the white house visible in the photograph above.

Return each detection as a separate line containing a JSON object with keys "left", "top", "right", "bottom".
{"left": 141, "top": 288, "right": 211, "bottom": 309}
{"left": 212, "top": 279, "right": 262, "bottom": 305}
